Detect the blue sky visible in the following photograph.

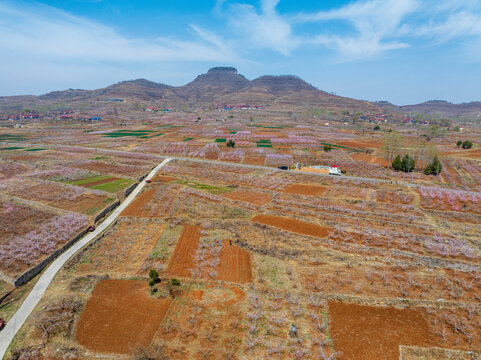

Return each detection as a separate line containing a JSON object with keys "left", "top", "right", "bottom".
{"left": 1, "top": 0, "right": 481, "bottom": 104}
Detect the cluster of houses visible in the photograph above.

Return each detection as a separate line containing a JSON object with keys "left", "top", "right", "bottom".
{"left": 342, "top": 112, "right": 430, "bottom": 125}
{"left": 144, "top": 107, "right": 174, "bottom": 113}
{"left": 1, "top": 112, "right": 43, "bottom": 121}
{"left": 58, "top": 113, "right": 102, "bottom": 121}
{"left": 0, "top": 110, "right": 102, "bottom": 122}
{"left": 201, "top": 105, "right": 262, "bottom": 111}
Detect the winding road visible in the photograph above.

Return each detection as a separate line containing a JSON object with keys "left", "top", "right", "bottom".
{"left": 0, "top": 157, "right": 173, "bottom": 359}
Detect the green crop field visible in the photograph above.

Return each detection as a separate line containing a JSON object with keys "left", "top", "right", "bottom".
{"left": 0, "top": 134, "right": 26, "bottom": 141}
{"left": 89, "top": 178, "right": 135, "bottom": 193}
{"left": 0, "top": 146, "right": 25, "bottom": 150}
{"left": 176, "top": 179, "right": 232, "bottom": 195}
{"left": 69, "top": 175, "right": 112, "bottom": 186}
{"left": 103, "top": 130, "right": 155, "bottom": 138}
{"left": 25, "top": 148, "right": 46, "bottom": 152}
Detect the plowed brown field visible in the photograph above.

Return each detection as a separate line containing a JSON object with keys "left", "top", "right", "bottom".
{"left": 120, "top": 189, "right": 155, "bottom": 217}
{"left": 243, "top": 156, "right": 266, "bottom": 165}
{"left": 152, "top": 175, "right": 177, "bottom": 183}
{"left": 217, "top": 242, "right": 252, "bottom": 283}
{"left": 329, "top": 301, "right": 433, "bottom": 360}
{"left": 251, "top": 214, "right": 329, "bottom": 237}
{"left": 223, "top": 189, "right": 272, "bottom": 206}
{"left": 167, "top": 225, "right": 201, "bottom": 277}
{"left": 76, "top": 280, "right": 171, "bottom": 354}
{"left": 283, "top": 184, "right": 326, "bottom": 196}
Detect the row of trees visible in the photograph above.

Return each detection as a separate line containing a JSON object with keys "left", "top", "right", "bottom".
{"left": 384, "top": 131, "right": 443, "bottom": 175}
{"left": 457, "top": 140, "right": 473, "bottom": 149}
{"left": 391, "top": 154, "right": 442, "bottom": 175}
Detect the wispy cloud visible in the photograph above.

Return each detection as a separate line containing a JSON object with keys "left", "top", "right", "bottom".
{"left": 294, "top": 0, "right": 481, "bottom": 60}
{"left": 0, "top": 1, "right": 239, "bottom": 63}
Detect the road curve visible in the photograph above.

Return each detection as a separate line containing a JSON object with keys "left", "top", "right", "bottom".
{"left": 0, "top": 157, "right": 173, "bottom": 359}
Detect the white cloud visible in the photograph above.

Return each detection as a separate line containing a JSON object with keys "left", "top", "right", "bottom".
{"left": 0, "top": 2, "right": 239, "bottom": 63}
{"left": 225, "top": 0, "right": 299, "bottom": 55}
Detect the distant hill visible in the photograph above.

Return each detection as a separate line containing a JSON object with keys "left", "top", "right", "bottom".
{"left": 3, "top": 67, "right": 381, "bottom": 113}
{"left": 374, "top": 100, "right": 481, "bottom": 120}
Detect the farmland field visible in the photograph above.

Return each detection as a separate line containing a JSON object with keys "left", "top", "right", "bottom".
{"left": 1, "top": 112, "right": 480, "bottom": 360}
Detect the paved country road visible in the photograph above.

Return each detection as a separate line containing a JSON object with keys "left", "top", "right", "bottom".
{"left": 0, "top": 157, "right": 173, "bottom": 359}
{"left": 4, "top": 142, "right": 420, "bottom": 187}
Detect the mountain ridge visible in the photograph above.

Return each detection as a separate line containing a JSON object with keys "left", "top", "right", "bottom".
{"left": 29, "top": 67, "right": 381, "bottom": 113}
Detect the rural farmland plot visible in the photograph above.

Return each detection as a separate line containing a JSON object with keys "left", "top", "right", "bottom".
{"left": 1, "top": 114, "right": 481, "bottom": 360}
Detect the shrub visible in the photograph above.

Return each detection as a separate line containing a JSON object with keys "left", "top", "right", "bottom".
{"left": 171, "top": 278, "right": 180, "bottom": 286}
{"left": 149, "top": 269, "right": 159, "bottom": 281}
{"left": 323, "top": 145, "right": 331, "bottom": 152}
{"left": 226, "top": 139, "right": 235, "bottom": 148}
{"left": 424, "top": 156, "right": 442, "bottom": 175}
{"left": 149, "top": 279, "right": 155, "bottom": 287}
{"left": 456, "top": 140, "right": 462, "bottom": 147}
{"left": 462, "top": 140, "right": 473, "bottom": 149}
{"left": 374, "top": 125, "right": 380, "bottom": 130}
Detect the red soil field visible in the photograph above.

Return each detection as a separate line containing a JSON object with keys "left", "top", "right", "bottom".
{"left": 216, "top": 242, "right": 252, "bottom": 283}
{"left": 167, "top": 225, "right": 201, "bottom": 277}
{"left": 251, "top": 214, "right": 329, "bottom": 237}
{"left": 243, "top": 156, "right": 266, "bottom": 165}
{"left": 329, "top": 301, "right": 433, "bottom": 360}
{"left": 80, "top": 177, "right": 120, "bottom": 187}
{"left": 338, "top": 139, "right": 383, "bottom": 149}
{"left": 120, "top": 189, "right": 155, "bottom": 217}
{"left": 75, "top": 280, "right": 171, "bottom": 354}
{"left": 223, "top": 189, "right": 272, "bottom": 207}
{"left": 152, "top": 175, "right": 177, "bottom": 183}
{"left": 282, "top": 183, "right": 326, "bottom": 196}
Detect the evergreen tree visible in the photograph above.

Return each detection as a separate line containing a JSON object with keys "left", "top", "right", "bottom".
{"left": 424, "top": 156, "right": 442, "bottom": 175}
{"left": 392, "top": 155, "right": 402, "bottom": 170}
{"left": 401, "top": 154, "right": 415, "bottom": 172}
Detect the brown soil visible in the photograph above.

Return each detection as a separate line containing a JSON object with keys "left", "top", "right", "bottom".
{"left": 120, "top": 189, "right": 155, "bottom": 217}
{"left": 283, "top": 183, "right": 326, "bottom": 196}
{"left": 75, "top": 220, "right": 165, "bottom": 275}
{"left": 329, "top": 301, "right": 434, "bottom": 360}
{"left": 80, "top": 177, "right": 119, "bottom": 187}
{"left": 167, "top": 225, "right": 201, "bottom": 277}
{"left": 295, "top": 167, "right": 329, "bottom": 174}
{"left": 205, "top": 152, "right": 219, "bottom": 160}
{"left": 216, "top": 241, "right": 252, "bottom": 283}
{"left": 152, "top": 175, "right": 177, "bottom": 183}
{"left": 350, "top": 152, "right": 387, "bottom": 166}
{"left": 243, "top": 156, "right": 266, "bottom": 165}
{"left": 223, "top": 189, "right": 272, "bottom": 207}
{"left": 75, "top": 280, "right": 171, "bottom": 354}
{"left": 338, "top": 139, "right": 383, "bottom": 149}
{"left": 251, "top": 214, "right": 330, "bottom": 237}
